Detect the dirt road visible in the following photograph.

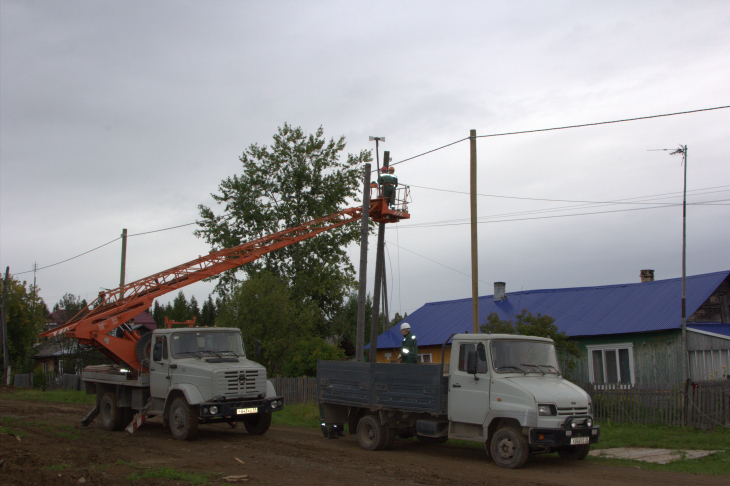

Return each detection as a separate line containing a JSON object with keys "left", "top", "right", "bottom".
{"left": 0, "top": 399, "right": 719, "bottom": 485}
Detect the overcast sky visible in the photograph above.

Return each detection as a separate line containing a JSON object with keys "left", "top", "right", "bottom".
{"left": 1, "top": 0, "right": 729, "bottom": 320}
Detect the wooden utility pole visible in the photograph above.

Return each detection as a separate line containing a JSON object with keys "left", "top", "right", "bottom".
{"left": 679, "top": 145, "right": 688, "bottom": 383}
{"left": 355, "top": 163, "right": 371, "bottom": 363}
{"left": 369, "top": 152, "right": 390, "bottom": 363}
{"left": 470, "top": 129, "right": 479, "bottom": 334}
{"left": 120, "top": 228, "right": 128, "bottom": 301}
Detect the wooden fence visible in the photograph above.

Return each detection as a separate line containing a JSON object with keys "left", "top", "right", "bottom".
{"left": 270, "top": 376, "right": 318, "bottom": 405}
{"left": 576, "top": 380, "right": 730, "bottom": 430}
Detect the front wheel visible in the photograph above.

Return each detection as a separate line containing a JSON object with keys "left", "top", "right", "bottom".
{"left": 557, "top": 444, "right": 590, "bottom": 460}
{"left": 243, "top": 412, "right": 271, "bottom": 435}
{"left": 169, "top": 396, "right": 199, "bottom": 440}
{"left": 490, "top": 427, "right": 529, "bottom": 469}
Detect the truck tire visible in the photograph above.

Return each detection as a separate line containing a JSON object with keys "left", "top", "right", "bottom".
{"left": 490, "top": 427, "right": 529, "bottom": 469}
{"left": 169, "top": 396, "right": 199, "bottom": 440}
{"left": 557, "top": 444, "right": 590, "bottom": 460}
{"left": 243, "top": 412, "right": 271, "bottom": 435}
{"left": 357, "top": 414, "right": 387, "bottom": 451}
{"left": 100, "top": 392, "right": 125, "bottom": 431}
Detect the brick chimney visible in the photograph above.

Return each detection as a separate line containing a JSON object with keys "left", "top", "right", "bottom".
{"left": 640, "top": 269, "right": 655, "bottom": 283}
{"left": 494, "top": 282, "right": 506, "bottom": 301}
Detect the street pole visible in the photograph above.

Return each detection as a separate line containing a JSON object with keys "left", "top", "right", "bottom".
{"left": 355, "top": 163, "right": 371, "bottom": 363}
{"left": 120, "top": 229, "right": 127, "bottom": 301}
{"left": 470, "top": 129, "right": 479, "bottom": 334}
{"left": 680, "top": 145, "right": 688, "bottom": 384}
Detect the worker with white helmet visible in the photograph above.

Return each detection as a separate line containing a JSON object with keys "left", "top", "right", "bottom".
{"left": 398, "top": 322, "right": 418, "bottom": 364}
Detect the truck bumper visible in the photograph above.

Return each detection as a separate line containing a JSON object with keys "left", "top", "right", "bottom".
{"left": 199, "top": 396, "right": 284, "bottom": 422}
{"left": 529, "top": 425, "right": 600, "bottom": 447}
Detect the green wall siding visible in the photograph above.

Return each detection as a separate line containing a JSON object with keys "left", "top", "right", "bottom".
{"left": 570, "top": 330, "right": 683, "bottom": 385}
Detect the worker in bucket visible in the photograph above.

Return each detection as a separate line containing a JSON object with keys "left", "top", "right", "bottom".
{"left": 377, "top": 165, "right": 398, "bottom": 207}
{"left": 398, "top": 322, "right": 418, "bottom": 364}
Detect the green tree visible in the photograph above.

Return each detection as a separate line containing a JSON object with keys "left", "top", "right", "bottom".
{"left": 480, "top": 309, "right": 580, "bottom": 375}
{"left": 199, "top": 295, "right": 216, "bottom": 327}
{"left": 283, "top": 337, "right": 346, "bottom": 377}
{"left": 152, "top": 300, "right": 166, "bottom": 327}
{"left": 170, "top": 291, "right": 190, "bottom": 322}
{"left": 215, "top": 272, "right": 318, "bottom": 376}
{"left": 195, "top": 124, "right": 371, "bottom": 331}
{"left": 1, "top": 276, "right": 46, "bottom": 373}
{"left": 52, "top": 293, "right": 88, "bottom": 322}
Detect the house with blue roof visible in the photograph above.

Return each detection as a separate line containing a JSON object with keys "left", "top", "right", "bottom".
{"left": 372, "top": 270, "right": 730, "bottom": 385}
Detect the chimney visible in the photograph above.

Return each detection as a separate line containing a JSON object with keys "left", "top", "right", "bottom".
{"left": 640, "top": 269, "right": 654, "bottom": 283}
{"left": 494, "top": 282, "right": 506, "bottom": 301}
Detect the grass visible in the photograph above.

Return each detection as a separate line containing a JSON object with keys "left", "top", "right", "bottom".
{"left": 271, "top": 401, "right": 321, "bottom": 428}
{"left": 127, "top": 467, "right": 214, "bottom": 485}
{"left": 0, "top": 388, "right": 95, "bottom": 404}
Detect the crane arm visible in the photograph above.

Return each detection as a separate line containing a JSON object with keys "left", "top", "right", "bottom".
{"left": 41, "top": 205, "right": 365, "bottom": 370}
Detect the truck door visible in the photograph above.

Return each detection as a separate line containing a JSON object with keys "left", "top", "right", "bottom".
{"left": 149, "top": 335, "right": 170, "bottom": 399}
{"left": 448, "top": 342, "right": 490, "bottom": 425}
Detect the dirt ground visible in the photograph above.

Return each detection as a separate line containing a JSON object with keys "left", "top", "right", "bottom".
{"left": 0, "top": 398, "right": 723, "bottom": 486}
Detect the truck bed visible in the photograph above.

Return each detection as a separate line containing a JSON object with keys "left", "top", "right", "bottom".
{"left": 82, "top": 365, "right": 150, "bottom": 387}
{"left": 317, "top": 361, "right": 448, "bottom": 415}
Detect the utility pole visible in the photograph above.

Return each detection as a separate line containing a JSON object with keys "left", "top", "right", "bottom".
{"left": 673, "top": 145, "right": 689, "bottom": 384}
{"left": 355, "top": 163, "right": 371, "bottom": 363}
{"left": 470, "top": 129, "right": 479, "bottom": 334}
{"left": 120, "top": 228, "right": 128, "bottom": 301}
{"left": 369, "top": 151, "right": 390, "bottom": 363}
{"left": 2, "top": 267, "right": 10, "bottom": 385}
{"left": 650, "top": 145, "right": 689, "bottom": 383}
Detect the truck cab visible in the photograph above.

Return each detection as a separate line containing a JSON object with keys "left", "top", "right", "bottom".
{"left": 446, "top": 334, "right": 598, "bottom": 467}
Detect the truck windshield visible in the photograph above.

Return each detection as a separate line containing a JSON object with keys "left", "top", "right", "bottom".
{"left": 491, "top": 340, "right": 560, "bottom": 374}
{"left": 170, "top": 331, "right": 245, "bottom": 359}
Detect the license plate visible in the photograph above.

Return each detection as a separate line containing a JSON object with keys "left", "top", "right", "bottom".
{"left": 236, "top": 407, "right": 258, "bottom": 415}
{"left": 570, "top": 437, "right": 589, "bottom": 445}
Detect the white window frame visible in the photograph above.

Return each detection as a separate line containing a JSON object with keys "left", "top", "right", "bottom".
{"left": 586, "top": 343, "right": 635, "bottom": 385}
{"left": 418, "top": 353, "right": 433, "bottom": 364}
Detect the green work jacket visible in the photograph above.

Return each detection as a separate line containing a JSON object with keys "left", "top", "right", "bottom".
{"left": 401, "top": 332, "right": 418, "bottom": 364}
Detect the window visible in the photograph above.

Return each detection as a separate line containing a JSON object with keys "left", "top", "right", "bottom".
{"left": 457, "top": 343, "right": 488, "bottom": 373}
{"left": 418, "top": 353, "right": 432, "bottom": 363}
{"left": 587, "top": 344, "right": 635, "bottom": 384}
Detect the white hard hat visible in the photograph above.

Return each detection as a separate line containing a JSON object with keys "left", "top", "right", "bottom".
{"left": 400, "top": 322, "right": 410, "bottom": 331}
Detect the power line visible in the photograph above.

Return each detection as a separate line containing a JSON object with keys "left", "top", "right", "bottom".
{"left": 128, "top": 222, "right": 197, "bottom": 237}
{"left": 401, "top": 198, "right": 730, "bottom": 228}
{"left": 389, "top": 105, "right": 730, "bottom": 167}
{"left": 11, "top": 237, "right": 121, "bottom": 276}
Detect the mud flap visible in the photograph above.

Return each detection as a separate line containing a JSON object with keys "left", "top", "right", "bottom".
{"left": 82, "top": 405, "right": 100, "bottom": 427}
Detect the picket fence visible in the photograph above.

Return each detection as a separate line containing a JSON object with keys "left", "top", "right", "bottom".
{"left": 576, "top": 380, "right": 730, "bottom": 430}
{"left": 270, "top": 376, "right": 318, "bottom": 405}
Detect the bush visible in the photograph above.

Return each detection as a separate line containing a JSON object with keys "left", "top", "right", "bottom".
{"left": 32, "top": 368, "right": 47, "bottom": 389}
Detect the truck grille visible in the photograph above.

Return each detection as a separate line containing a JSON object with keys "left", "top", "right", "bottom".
{"left": 557, "top": 406, "right": 589, "bottom": 416}
{"left": 215, "top": 370, "right": 265, "bottom": 398}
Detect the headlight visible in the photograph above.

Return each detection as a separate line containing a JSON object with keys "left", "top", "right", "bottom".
{"left": 209, "top": 405, "right": 218, "bottom": 415}
{"left": 538, "top": 404, "right": 556, "bottom": 416}
{"left": 585, "top": 417, "right": 593, "bottom": 428}
{"left": 569, "top": 419, "right": 577, "bottom": 428}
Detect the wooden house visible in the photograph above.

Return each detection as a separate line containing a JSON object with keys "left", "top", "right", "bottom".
{"left": 370, "top": 270, "right": 730, "bottom": 385}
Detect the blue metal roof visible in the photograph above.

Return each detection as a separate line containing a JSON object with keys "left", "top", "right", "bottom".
{"left": 687, "top": 323, "right": 730, "bottom": 339}
{"left": 373, "top": 270, "right": 730, "bottom": 349}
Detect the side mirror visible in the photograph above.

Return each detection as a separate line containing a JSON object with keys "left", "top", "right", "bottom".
{"left": 466, "top": 350, "right": 478, "bottom": 375}
{"left": 255, "top": 339, "right": 261, "bottom": 358}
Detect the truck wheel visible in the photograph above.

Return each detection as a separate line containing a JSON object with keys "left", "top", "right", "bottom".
{"left": 100, "top": 392, "right": 125, "bottom": 431}
{"left": 357, "top": 415, "right": 387, "bottom": 451}
{"left": 169, "top": 396, "right": 199, "bottom": 440}
{"left": 243, "top": 412, "right": 271, "bottom": 435}
{"left": 557, "top": 444, "right": 590, "bottom": 460}
{"left": 490, "top": 427, "right": 529, "bottom": 469}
